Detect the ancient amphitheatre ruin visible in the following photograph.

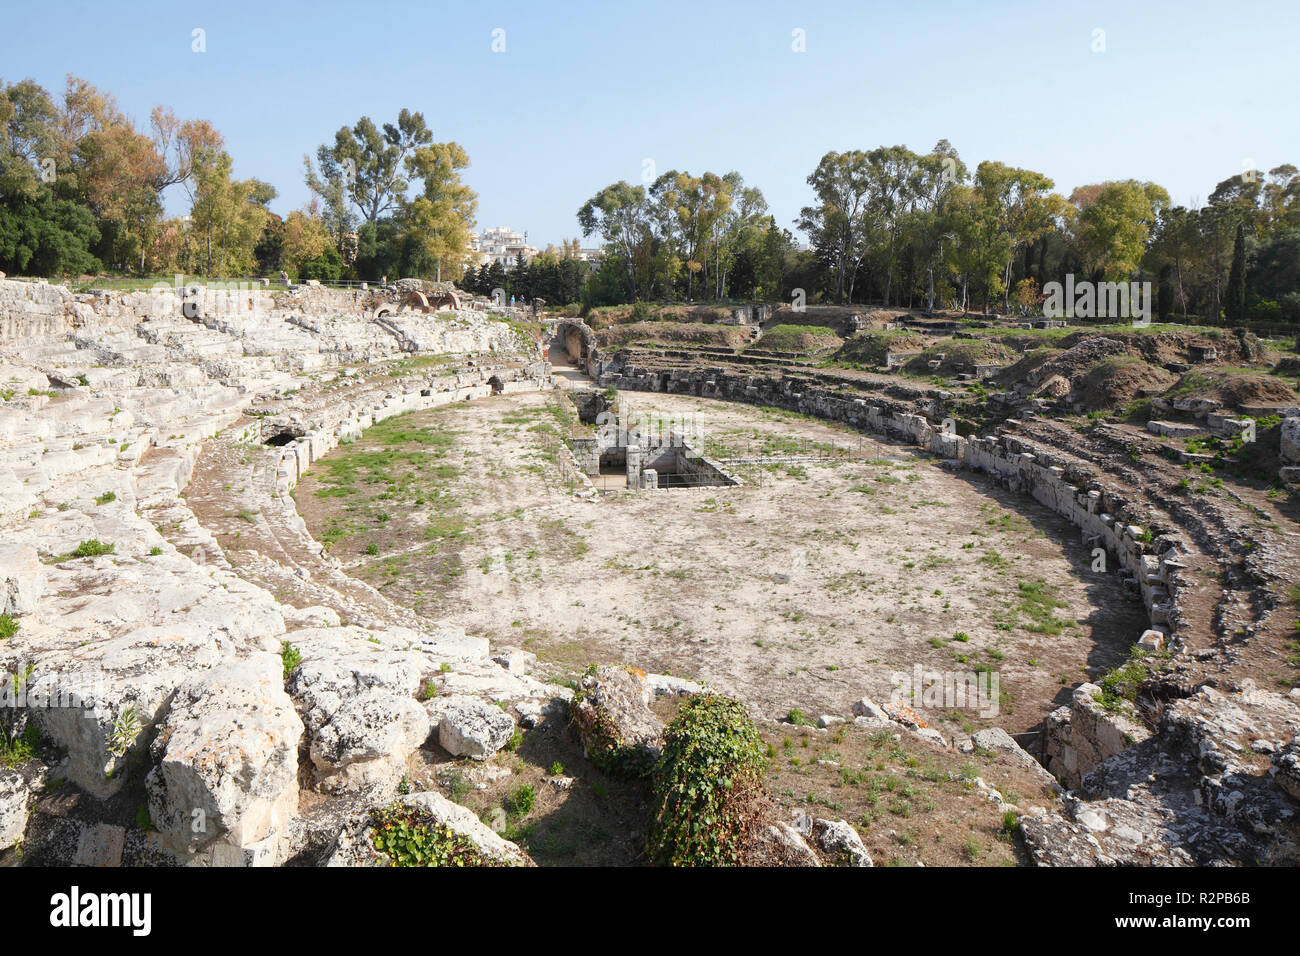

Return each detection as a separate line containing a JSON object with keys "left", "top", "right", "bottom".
{"left": 0, "top": 275, "right": 1296, "bottom": 870}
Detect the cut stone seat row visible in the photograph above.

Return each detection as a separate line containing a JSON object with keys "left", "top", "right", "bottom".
{"left": 0, "top": 281, "right": 560, "bottom": 863}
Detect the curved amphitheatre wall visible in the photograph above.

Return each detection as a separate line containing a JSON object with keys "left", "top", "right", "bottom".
{"left": 587, "top": 340, "right": 1300, "bottom": 864}
{"left": 0, "top": 277, "right": 558, "bottom": 866}
{"left": 1, "top": 275, "right": 1296, "bottom": 866}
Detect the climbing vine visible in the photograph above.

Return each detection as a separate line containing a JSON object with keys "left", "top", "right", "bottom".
{"left": 647, "top": 693, "right": 769, "bottom": 867}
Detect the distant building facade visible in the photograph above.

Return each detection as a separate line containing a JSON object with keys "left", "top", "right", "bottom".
{"left": 470, "top": 227, "right": 538, "bottom": 270}
{"left": 467, "top": 228, "right": 602, "bottom": 271}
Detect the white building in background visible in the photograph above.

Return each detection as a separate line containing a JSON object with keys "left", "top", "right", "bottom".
{"left": 470, "top": 227, "right": 538, "bottom": 270}
{"left": 466, "top": 228, "right": 602, "bottom": 271}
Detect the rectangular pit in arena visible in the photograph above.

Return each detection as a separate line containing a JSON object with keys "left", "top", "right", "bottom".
{"left": 645, "top": 444, "right": 738, "bottom": 489}
{"left": 567, "top": 433, "right": 740, "bottom": 491}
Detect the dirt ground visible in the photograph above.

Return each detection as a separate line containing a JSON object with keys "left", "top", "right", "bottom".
{"left": 295, "top": 389, "right": 1148, "bottom": 738}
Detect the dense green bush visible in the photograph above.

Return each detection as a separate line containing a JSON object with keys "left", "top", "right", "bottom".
{"left": 298, "top": 245, "right": 343, "bottom": 281}
{"left": 71, "top": 539, "right": 114, "bottom": 558}
{"left": 648, "top": 693, "right": 769, "bottom": 867}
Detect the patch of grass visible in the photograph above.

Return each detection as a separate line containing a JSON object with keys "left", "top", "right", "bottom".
{"left": 1015, "top": 579, "right": 1067, "bottom": 635}
{"left": 1096, "top": 646, "right": 1157, "bottom": 712}
{"left": 0, "top": 723, "right": 41, "bottom": 768}
{"left": 504, "top": 783, "right": 537, "bottom": 818}
{"left": 785, "top": 709, "right": 814, "bottom": 727}
{"left": 979, "top": 550, "right": 1010, "bottom": 570}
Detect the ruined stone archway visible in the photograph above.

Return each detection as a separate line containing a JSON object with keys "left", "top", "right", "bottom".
{"left": 402, "top": 291, "right": 430, "bottom": 312}
{"left": 550, "top": 320, "right": 597, "bottom": 375}
{"left": 399, "top": 289, "right": 462, "bottom": 314}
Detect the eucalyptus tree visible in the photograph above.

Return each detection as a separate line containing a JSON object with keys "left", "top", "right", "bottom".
{"left": 578, "top": 180, "right": 654, "bottom": 300}
{"left": 973, "top": 161, "right": 1069, "bottom": 310}
{"left": 305, "top": 108, "right": 434, "bottom": 253}
{"left": 799, "top": 150, "right": 872, "bottom": 304}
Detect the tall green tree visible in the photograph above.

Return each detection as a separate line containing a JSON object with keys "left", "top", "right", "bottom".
{"left": 1224, "top": 221, "right": 1246, "bottom": 324}
{"left": 799, "top": 150, "right": 873, "bottom": 304}
{"left": 578, "top": 181, "right": 654, "bottom": 300}
{"left": 400, "top": 140, "right": 477, "bottom": 280}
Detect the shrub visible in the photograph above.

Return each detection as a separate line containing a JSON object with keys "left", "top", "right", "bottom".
{"left": 72, "top": 539, "right": 114, "bottom": 558}
{"left": 95, "top": 491, "right": 116, "bottom": 505}
{"left": 0, "top": 614, "right": 17, "bottom": 640}
{"left": 281, "top": 641, "right": 302, "bottom": 680}
{"left": 648, "top": 693, "right": 769, "bottom": 867}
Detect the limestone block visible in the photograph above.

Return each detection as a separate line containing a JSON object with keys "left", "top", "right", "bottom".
{"left": 429, "top": 695, "right": 515, "bottom": 760}
{"left": 146, "top": 653, "right": 302, "bottom": 861}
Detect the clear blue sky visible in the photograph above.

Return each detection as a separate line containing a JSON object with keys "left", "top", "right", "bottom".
{"left": 3, "top": 0, "right": 1296, "bottom": 247}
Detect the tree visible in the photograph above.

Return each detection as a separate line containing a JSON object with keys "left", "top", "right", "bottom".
{"left": 306, "top": 110, "right": 432, "bottom": 228}
{"left": 799, "top": 150, "right": 872, "bottom": 304}
{"left": 973, "top": 161, "right": 1067, "bottom": 311}
{"left": 1261, "top": 165, "right": 1300, "bottom": 235}
{"left": 712, "top": 172, "right": 768, "bottom": 299}
{"left": 0, "top": 77, "right": 61, "bottom": 199}
{"left": 280, "top": 207, "right": 333, "bottom": 278}
{"left": 1224, "top": 221, "right": 1246, "bottom": 324}
{"left": 0, "top": 186, "right": 99, "bottom": 276}
{"left": 188, "top": 147, "right": 273, "bottom": 275}
{"left": 399, "top": 141, "right": 477, "bottom": 281}
{"left": 1145, "top": 205, "right": 1199, "bottom": 317}
{"left": 909, "top": 140, "right": 967, "bottom": 312}
{"left": 859, "top": 145, "right": 920, "bottom": 306}
{"left": 944, "top": 182, "right": 1004, "bottom": 313}
{"left": 578, "top": 181, "right": 653, "bottom": 300}
{"left": 1072, "top": 180, "right": 1169, "bottom": 281}
{"left": 0, "top": 76, "right": 101, "bottom": 277}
